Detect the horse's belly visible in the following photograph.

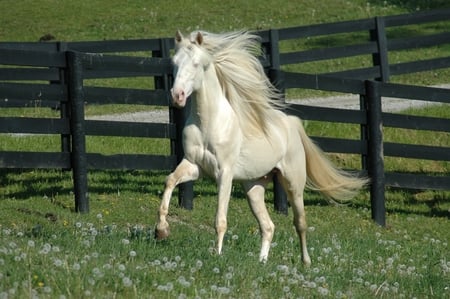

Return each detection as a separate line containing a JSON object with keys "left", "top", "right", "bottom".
{"left": 233, "top": 139, "right": 284, "bottom": 180}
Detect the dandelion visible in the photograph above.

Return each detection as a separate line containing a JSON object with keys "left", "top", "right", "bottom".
{"left": 118, "top": 264, "right": 126, "bottom": 271}
{"left": 40, "top": 243, "right": 52, "bottom": 255}
{"left": 72, "top": 263, "right": 81, "bottom": 271}
{"left": 27, "top": 240, "right": 35, "bottom": 248}
{"left": 225, "top": 272, "right": 233, "bottom": 280}
{"left": 232, "top": 234, "right": 239, "bottom": 241}
{"left": 129, "top": 250, "right": 137, "bottom": 258}
{"left": 195, "top": 260, "right": 203, "bottom": 269}
{"left": 122, "top": 277, "right": 133, "bottom": 287}
{"left": 53, "top": 259, "right": 63, "bottom": 267}
{"left": 217, "top": 286, "right": 230, "bottom": 295}
{"left": 318, "top": 286, "right": 329, "bottom": 296}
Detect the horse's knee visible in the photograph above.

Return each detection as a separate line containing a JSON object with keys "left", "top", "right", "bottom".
{"left": 261, "top": 220, "right": 275, "bottom": 239}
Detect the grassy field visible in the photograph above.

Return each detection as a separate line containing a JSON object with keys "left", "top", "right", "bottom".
{"left": 1, "top": 1, "right": 450, "bottom": 298}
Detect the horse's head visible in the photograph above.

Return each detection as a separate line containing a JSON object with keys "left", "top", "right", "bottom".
{"left": 171, "top": 30, "right": 210, "bottom": 108}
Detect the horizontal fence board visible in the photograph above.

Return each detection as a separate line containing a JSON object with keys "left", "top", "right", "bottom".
{"left": 278, "top": 18, "right": 375, "bottom": 40}
{"left": 388, "top": 32, "right": 450, "bottom": 51}
{"left": 81, "top": 54, "right": 172, "bottom": 77}
{"left": 0, "top": 49, "right": 66, "bottom": 67}
{"left": 283, "top": 72, "right": 366, "bottom": 94}
{"left": 0, "top": 117, "right": 70, "bottom": 134}
{"left": 286, "top": 104, "right": 366, "bottom": 124}
{"left": 383, "top": 112, "right": 450, "bottom": 132}
{"left": 384, "top": 142, "right": 450, "bottom": 161}
{"left": 0, "top": 82, "right": 68, "bottom": 103}
{"left": 0, "top": 68, "right": 60, "bottom": 81}
{"left": 85, "top": 120, "right": 175, "bottom": 138}
{"left": 324, "top": 66, "right": 382, "bottom": 80}
{"left": 280, "top": 42, "right": 377, "bottom": 65}
{"left": 311, "top": 136, "right": 367, "bottom": 155}
{"left": 384, "top": 9, "right": 450, "bottom": 27}
{"left": 379, "top": 82, "right": 450, "bottom": 103}
{"left": 385, "top": 172, "right": 450, "bottom": 190}
{"left": 389, "top": 57, "right": 450, "bottom": 77}
{"left": 83, "top": 86, "right": 169, "bottom": 106}
{"left": 86, "top": 153, "right": 176, "bottom": 170}
{"left": 67, "top": 39, "right": 164, "bottom": 53}
{"left": 0, "top": 151, "right": 70, "bottom": 169}
{"left": 0, "top": 42, "right": 59, "bottom": 52}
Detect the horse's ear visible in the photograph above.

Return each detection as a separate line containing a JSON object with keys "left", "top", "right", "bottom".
{"left": 175, "top": 30, "right": 183, "bottom": 43}
{"left": 195, "top": 31, "right": 203, "bottom": 45}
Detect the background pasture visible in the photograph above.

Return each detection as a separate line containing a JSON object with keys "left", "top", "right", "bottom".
{"left": 1, "top": 0, "right": 449, "bottom": 298}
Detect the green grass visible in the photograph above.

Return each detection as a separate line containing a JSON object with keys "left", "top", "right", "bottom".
{"left": 0, "top": 168, "right": 449, "bottom": 298}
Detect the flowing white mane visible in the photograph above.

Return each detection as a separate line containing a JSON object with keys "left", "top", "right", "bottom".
{"left": 189, "top": 30, "right": 284, "bottom": 135}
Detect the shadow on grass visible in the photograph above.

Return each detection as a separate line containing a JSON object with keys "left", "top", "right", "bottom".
{"left": 1, "top": 169, "right": 448, "bottom": 220}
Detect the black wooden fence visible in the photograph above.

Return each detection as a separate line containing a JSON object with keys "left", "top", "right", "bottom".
{"left": 1, "top": 9, "right": 449, "bottom": 225}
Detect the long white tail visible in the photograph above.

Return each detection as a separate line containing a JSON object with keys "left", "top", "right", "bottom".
{"left": 292, "top": 116, "right": 369, "bottom": 201}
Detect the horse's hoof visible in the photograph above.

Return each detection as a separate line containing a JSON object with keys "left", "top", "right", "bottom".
{"left": 155, "top": 227, "right": 170, "bottom": 240}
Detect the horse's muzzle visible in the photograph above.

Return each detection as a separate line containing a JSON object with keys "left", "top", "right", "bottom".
{"left": 171, "top": 88, "right": 187, "bottom": 108}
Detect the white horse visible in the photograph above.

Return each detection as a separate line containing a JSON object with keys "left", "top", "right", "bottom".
{"left": 155, "top": 30, "right": 368, "bottom": 265}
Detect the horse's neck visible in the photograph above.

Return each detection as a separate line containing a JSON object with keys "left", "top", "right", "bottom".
{"left": 191, "top": 66, "right": 234, "bottom": 127}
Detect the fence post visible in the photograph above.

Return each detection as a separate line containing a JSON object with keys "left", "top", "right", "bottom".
{"left": 67, "top": 51, "right": 89, "bottom": 213}
{"left": 57, "top": 42, "right": 71, "bottom": 165}
{"left": 370, "top": 16, "right": 390, "bottom": 83}
{"left": 365, "top": 80, "right": 385, "bottom": 226}
{"left": 268, "top": 29, "right": 288, "bottom": 215}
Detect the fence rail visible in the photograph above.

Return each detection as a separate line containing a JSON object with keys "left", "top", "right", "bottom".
{"left": 1, "top": 9, "right": 449, "bottom": 225}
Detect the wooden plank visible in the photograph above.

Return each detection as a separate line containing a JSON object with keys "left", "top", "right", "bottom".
{"left": 379, "top": 82, "right": 450, "bottom": 103}
{"left": 81, "top": 54, "right": 172, "bottom": 77}
{"left": 0, "top": 68, "right": 60, "bottom": 81}
{"left": 385, "top": 172, "right": 450, "bottom": 190}
{"left": 280, "top": 42, "right": 377, "bottom": 65}
{"left": 0, "top": 82, "right": 67, "bottom": 103}
{"left": 325, "top": 66, "right": 382, "bottom": 80}
{"left": 384, "top": 9, "right": 450, "bottom": 27}
{"left": 389, "top": 57, "right": 450, "bottom": 77}
{"left": 85, "top": 120, "right": 175, "bottom": 138}
{"left": 384, "top": 143, "right": 450, "bottom": 161}
{"left": 311, "top": 136, "right": 367, "bottom": 155}
{"left": 0, "top": 151, "right": 70, "bottom": 168}
{"left": 388, "top": 32, "right": 450, "bottom": 52}
{"left": 286, "top": 104, "right": 366, "bottom": 124}
{"left": 86, "top": 153, "right": 176, "bottom": 170}
{"left": 283, "top": 72, "right": 365, "bottom": 94}
{"left": 0, "top": 42, "right": 58, "bottom": 52}
{"left": 83, "top": 86, "right": 169, "bottom": 106}
{"left": 0, "top": 49, "right": 66, "bottom": 67}
{"left": 278, "top": 18, "right": 375, "bottom": 40}
{"left": 67, "top": 39, "right": 164, "bottom": 53}
{"left": 0, "top": 117, "right": 70, "bottom": 134}
{"left": 383, "top": 112, "right": 450, "bottom": 132}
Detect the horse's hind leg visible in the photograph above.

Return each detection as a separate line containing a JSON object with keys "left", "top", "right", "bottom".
{"left": 243, "top": 178, "right": 274, "bottom": 263}
{"left": 277, "top": 171, "right": 311, "bottom": 266}
{"left": 155, "top": 158, "right": 200, "bottom": 239}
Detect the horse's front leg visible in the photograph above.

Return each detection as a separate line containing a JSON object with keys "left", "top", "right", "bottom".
{"left": 155, "top": 158, "right": 200, "bottom": 239}
{"left": 215, "top": 169, "right": 234, "bottom": 255}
